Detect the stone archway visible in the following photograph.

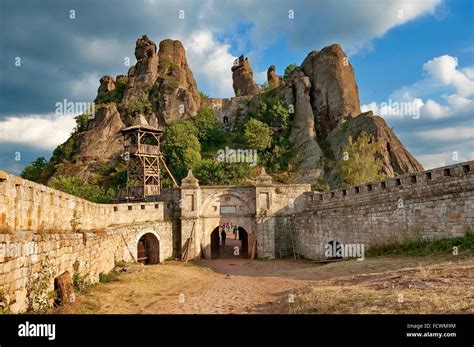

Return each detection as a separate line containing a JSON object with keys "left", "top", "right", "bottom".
{"left": 210, "top": 227, "right": 221, "bottom": 259}
{"left": 137, "top": 232, "right": 160, "bottom": 264}
{"left": 239, "top": 226, "right": 249, "bottom": 258}
{"left": 208, "top": 224, "right": 250, "bottom": 259}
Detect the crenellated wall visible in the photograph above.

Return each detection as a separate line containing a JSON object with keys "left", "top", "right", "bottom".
{"left": 294, "top": 161, "right": 474, "bottom": 259}
{"left": 0, "top": 172, "right": 166, "bottom": 233}
{"left": 1, "top": 160, "right": 473, "bottom": 312}
{"left": 0, "top": 171, "right": 173, "bottom": 313}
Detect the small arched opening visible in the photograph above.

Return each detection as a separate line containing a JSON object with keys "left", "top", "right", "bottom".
{"left": 210, "top": 227, "right": 220, "bottom": 259}
{"left": 239, "top": 227, "right": 249, "bottom": 258}
{"left": 210, "top": 225, "right": 249, "bottom": 259}
{"left": 137, "top": 233, "right": 160, "bottom": 264}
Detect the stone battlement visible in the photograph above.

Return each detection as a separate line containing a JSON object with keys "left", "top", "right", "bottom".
{"left": 308, "top": 160, "right": 473, "bottom": 206}
{"left": 295, "top": 161, "right": 474, "bottom": 259}
{"left": 0, "top": 171, "right": 165, "bottom": 233}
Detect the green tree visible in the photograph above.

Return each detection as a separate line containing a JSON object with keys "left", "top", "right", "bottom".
{"left": 113, "top": 77, "right": 128, "bottom": 103}
{"left": 161, "top": 120, "right": 201, "bottom": 181}
{"left": 73, "top": 114, "right": 89, "bottom": 132}
{"left": 127, "top": 95, "right": 152, "bottom": 115}
{"left": 284, "top": 64, "right": 297, "bottom": 80}
{"left": 192, "top": 107, "right": 219, "bottom": 141}
{"left": 255, "top": 98, "right": 290, "bottom": 130}
{"left": 21, "top": 157, "right": 47, "bottom": 183}
{"left": 48, "top": 176, "right": 115, "bottom": 203}
{"left": 336, "top": 132, "right": 386, "bottom": 187}
{"left": 194, "top": 159, "right": 252, "bottom": 185}
{"left": 244, "top": 118, "right": 273, "bottom": 150}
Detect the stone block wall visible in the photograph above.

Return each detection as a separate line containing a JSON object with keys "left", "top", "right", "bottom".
{"left": 295, "top": 161, "right": 474, "bottom": 259}
{"left": 0, "top": 221, "right": 173, "bottom": 313}
{"left": 0, "top": 172, "right": 165, "bottom": 233}
{"left": 0, "top": 171, "right": 174, "bottom": 313}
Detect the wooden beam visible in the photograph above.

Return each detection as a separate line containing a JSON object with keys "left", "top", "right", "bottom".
{"left": 160, "top": 156, "right": 178, "bottom": 187}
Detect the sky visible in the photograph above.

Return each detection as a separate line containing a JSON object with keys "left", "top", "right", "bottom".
{"left": 0, "top": 0, "right": 473, "bottom": 174}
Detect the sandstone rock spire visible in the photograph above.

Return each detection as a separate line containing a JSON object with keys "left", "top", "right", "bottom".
{"left": 231, "top": 55, "right": 260, "bottom": 96}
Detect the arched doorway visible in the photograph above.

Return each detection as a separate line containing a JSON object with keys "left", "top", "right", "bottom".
{"left": 210, "top": 227, "right": 220, "bottom": 259}
{"left": 239, "top": 227, "right": 249, "bottom": 258}
{"left": 137, "top": 233, "right": 160, "bottom": 264}
{"left": 210, "top": 225, "right": 249, "bottom": 259}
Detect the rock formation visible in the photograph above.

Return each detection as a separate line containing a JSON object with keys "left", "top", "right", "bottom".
{"left": 122, "top": 35, "right": 159, "bottom": 104}
{"left": 44, "top": 35, "right": 423, "bottom": 186}
{"left": 301, "top": 44, "right": 361, "bottom": 136}
{"left": 94, "top": 75, "right": 116, "bottom": 103}
{"left": 231, "top": 55, "right": 260, "bottom": 96}
{"left": 327, "top": 111, "right": 424, "bottom": 177}
{"left": 281, "top": 69, "right": 322, "bottom": 181}
{"left": 150, "top": 39, "right": 200, "bottom": 124}
{"left": 74, "top": 104, "right": 125, "bottom": 180}
{"left": 267, "top": 65, "right": 282, "bottom": 89}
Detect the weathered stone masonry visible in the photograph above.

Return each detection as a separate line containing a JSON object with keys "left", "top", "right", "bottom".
{"left": 295, "top": 161, "right": 474, "bottom": 259}
{"left": 0, "top": 161, "right": 472, "bottom": 312}
{"left": 0, "top": 171, "right": 173, "bottom": 313}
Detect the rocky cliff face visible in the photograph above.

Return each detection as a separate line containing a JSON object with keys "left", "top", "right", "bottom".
{"left": 47, "top": 35, "right": 422, "bottom": 186}
{"left": 66, "top": 104, "right": 124, "bottom": 181}
{"left": 301, "top": 44, "right": 361, "bottom": 136}
{"left": 94, "top": 75, "right": 116, "bottom": 104}
{"left": 280, "top": 69, "right": 322, "bottom": 182}
{"left": 231, "top": 55, "right": 260, "bottom": 96}
{"left": 213, "top": 43, "right": 422, "bottom": 183}
{"left": 327, "top": 111, "right": 424, "bottom": 178}
{"left": 122, "top": 35, "right": 159, "bottom": 104}
{"left": 267, "top": 65, "right": 282, "bottom": 89}
{"left": 150, "top": 39, "right": 200, "bottom": 124}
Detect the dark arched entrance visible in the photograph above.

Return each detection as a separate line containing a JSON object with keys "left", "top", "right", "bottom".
{"left": 137, "top": 233, "right": 160, "bottom": 264}
{"left": 239, "top": 227, "right": 249, "bottom": 258}
{"left": 210, "top": 225, "right": 249, "bottom": 259}
{"left": 210, "top": 227, "right": 220, "bottom": 259}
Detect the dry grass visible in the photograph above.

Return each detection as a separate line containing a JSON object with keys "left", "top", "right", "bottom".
{"left": 0, "top": 225, "right": 13, "bottom": 234}
{"left": 53, "top": 255, "right": 474, "bottom": 314}
{"left": 277, "top": 261, "right": 474, "bottom": 314}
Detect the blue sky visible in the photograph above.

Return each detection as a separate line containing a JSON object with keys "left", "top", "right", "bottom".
{"left": 0, "top": 0, "right": 473, "bottom": 174}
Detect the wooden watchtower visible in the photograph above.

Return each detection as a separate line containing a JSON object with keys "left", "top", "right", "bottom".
{"left": 118, "top": 114, "right": 177, "bottom": 201}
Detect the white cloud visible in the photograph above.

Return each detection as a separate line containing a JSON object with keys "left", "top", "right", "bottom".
{"left": 254, "top": 70, "right": 267, "bottom": 85}
{"left": 210, "top": 0, "right": 442, "bottom": 55}
{"left": 362, "top": 54, "right": 474, "bottom": 120}
{"left": 423, "top": 55, "right": 474, "bottom": 97}
{"left": 420, "top": 94, "right": 473, "bottom": 119}
{"left": 181, "top": 31, "right": 237, "bottom": 98}
{"left": 0, "top": 114, "right": 76, "bottom": 150}
{"left": 417, "top": 150, "right": 474, "bottom": 170}
{"left": 417, "top": 127, "right": 474, "bottom": 142}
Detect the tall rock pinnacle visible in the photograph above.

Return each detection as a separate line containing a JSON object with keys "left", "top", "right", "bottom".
{"left": 231, "top": 55, "right": 260, "bottom": 96}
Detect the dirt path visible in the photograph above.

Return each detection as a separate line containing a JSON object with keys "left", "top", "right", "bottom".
{"left": 57, "top": 255, "right": 474, "bottom": 314}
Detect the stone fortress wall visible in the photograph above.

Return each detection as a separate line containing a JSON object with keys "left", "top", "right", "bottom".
{"left": 0, "top": 171, "right": 173, "bottom": 313}
{"left": 0, "top": 171, "right": 166, "bottom": 232}
{"left": 0, "top": 160, "right": 473, "bottom": 312}
{"left": 294, "top": 161, "right": 474, "bottom": 259}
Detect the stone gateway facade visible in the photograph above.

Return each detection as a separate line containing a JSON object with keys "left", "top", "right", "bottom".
{"left": 0, "top": 161, "right": 473, "bottom": 312}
